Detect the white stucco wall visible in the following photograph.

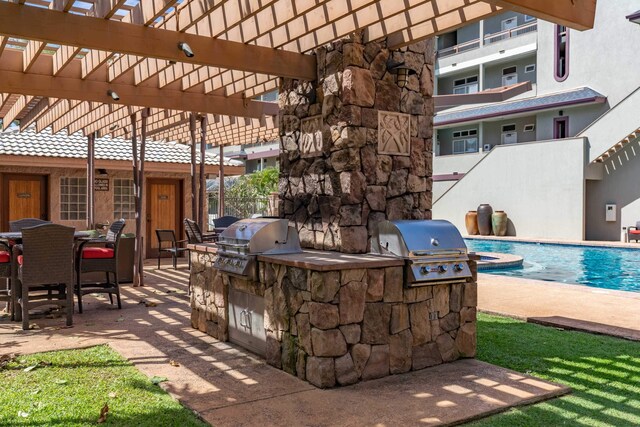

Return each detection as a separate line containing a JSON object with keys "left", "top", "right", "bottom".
{"left": 536, "top": 1, "right": 640, "bottom": 105}
{"left": 433, "top": 152, "right": 486, "bottom": 175}
{"left": 433, "top": 138, "right": 587, "bottom": 240}
{"left": 585, "top": 138, "right": 640, "bottom": 241}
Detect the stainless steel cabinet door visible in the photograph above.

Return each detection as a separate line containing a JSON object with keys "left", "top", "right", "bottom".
{"left": 228, "top": 287, "right": 267, "bottom": 356}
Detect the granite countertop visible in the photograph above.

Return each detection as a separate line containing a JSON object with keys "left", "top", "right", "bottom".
{"left": 187, "top": 243, "right": 218, "bottom": 253}
{"left": 258, "top": 250, "right": 404, "bottom": 271}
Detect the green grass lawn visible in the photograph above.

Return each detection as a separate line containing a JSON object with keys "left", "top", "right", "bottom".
{"left": 469, "top": 313, "right": 640, "bottom": 427}
{"left": 0, "top": 345, "right": 206, "bottom": 426}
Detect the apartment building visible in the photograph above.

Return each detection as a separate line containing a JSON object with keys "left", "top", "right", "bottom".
{"left": 433, "top": 1, "right": 640, "bottom": 241}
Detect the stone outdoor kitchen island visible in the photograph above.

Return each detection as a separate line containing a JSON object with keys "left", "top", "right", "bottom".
{"left": 190, "top": 35, "right": 478, "bottom": 388}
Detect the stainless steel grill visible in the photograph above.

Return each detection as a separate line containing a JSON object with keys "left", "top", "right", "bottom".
{"left": 370, "top": 219, "right": 472, "bottom": 287}
{"left": 214, "top": 218, "right": 302, "bottom": 280}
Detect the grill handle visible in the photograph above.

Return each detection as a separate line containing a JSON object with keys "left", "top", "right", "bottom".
{"left": 411, "top": 249, "right": 465, "bottom": 257}
{"left": 217, "top": 242, "right": 250, "bottom": 250}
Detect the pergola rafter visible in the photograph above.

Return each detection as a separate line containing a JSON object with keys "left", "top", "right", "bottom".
{"left": 0, "top": 0, "right": 595, "bottom": 145}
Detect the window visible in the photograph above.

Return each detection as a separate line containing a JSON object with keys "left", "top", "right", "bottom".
{"left": 60, "top": 177, "right": 86, "bottom": 220}
{"left": 525, "top": 64, "right": 536, "bottom": 73}
{"left": 453, "top": 76, "right": 478, "bottom": 94}
{"left": 501, "top": 124, "right": 516, "bottom": 132}
{"left": 523, "top": 124, "right": 535, "bottom": 132}
{"left": 452, "top": 129, "right": 479, "bottom": 154}
{"left": 554, "top": 25, "right": 569, "bottom": 81}
{"left": 501, "top": 17, "right": 517, "bottom": 31}
{"left": 524, "top": 15, "right": 536, "bottom": 22}
{"left": 502, "top": 66, "right": 518, "bottom": 86}
{"left": 114, "top": 178, "right": 136, "bottom": 219}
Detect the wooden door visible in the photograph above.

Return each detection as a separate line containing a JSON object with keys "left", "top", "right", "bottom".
{"left": 146, "top": 179, "right": 182, "bottom": 258}
{"left": 2, "top": 174, "right": 48, "bottom": 231}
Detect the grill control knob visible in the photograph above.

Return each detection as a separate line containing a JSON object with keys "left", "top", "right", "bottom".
{"left": 438, "top": 265, "right": 448, "bottom": 274}
{"left": 420, "top": 266, "right": 428, "bottom": 275}
{"left": 453, "top": 263, "right": 464, "bottom": 272}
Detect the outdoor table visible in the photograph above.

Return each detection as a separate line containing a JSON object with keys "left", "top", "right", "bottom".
{"left": 0, "top": 231, "right": 91, "bottom": 243}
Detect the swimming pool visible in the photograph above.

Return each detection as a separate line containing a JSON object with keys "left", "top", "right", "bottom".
{"left": 465, "top": 239, "right": 640, "bottom": 293}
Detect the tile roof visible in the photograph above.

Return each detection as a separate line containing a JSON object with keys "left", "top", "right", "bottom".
{"left": 435, "top": 87, "right": 606, "bottom": 126}
{"left": 0, "top": 127, "right": 243, "bottom": 166}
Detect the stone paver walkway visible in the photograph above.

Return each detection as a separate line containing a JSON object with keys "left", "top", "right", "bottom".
{"left": 1, "top": 261, "right": 568, "bottom": 426}
{"left": 478, "top": 273, "right": 640, "bottom": 341}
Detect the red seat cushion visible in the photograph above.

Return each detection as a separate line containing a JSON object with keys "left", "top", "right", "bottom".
{"left": 17, "top": 255, "right": 23, "bottom": 265}
{"left": 82, "top": 247, "right": 115, "bottom": 259}
{"left": 630, "top": 230, "right": 640, "bottom": 235}
{"left": 0, "top": 251, "right": 9, "bottom": 264}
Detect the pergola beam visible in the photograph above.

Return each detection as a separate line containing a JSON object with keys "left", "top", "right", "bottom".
{"left": 488, "top": 0, "right": 596, "bottom": 31}
{"left": 0, "top": 70, "right": 279, "bottom": 118}
{"left": 0, "top": 1, "right": 317, "bottom": 81}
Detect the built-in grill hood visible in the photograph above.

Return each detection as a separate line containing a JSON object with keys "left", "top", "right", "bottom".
{"left": 214, "top": 218, "right": 302, "bottom": 280}
{"left": 371, "top": 220, "right": 472, "bottom": 286}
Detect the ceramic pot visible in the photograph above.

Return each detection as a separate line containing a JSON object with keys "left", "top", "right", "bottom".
{"left": 491, "top": 210, "right": 508, "bottom": 236}
{"left": 477, "top": 204, "right": 493, "bottom": 236}
{"left": 465, "top": 211, "right": 479, "bottom": 235}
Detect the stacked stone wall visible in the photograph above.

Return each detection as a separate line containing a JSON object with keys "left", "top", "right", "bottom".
{"left": 190, "top": 250, "right": 478, "bottom": 388}
{"left": 278, "top": 35, "right": 435, "bottom": 253}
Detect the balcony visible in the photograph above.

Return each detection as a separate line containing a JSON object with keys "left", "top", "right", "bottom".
{"left": 437, "top": 21, "right": 537, "bottom": 59}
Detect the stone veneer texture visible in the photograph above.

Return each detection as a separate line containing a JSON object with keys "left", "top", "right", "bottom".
{"left": 191, "top": 250, "right": 478, "bottom": 389}
{"left": 278, "top": 35, "right": 435, "bottom": 253}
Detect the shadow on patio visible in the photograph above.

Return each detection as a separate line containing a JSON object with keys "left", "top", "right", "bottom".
{"left": 0, "top": 261, "right": 571, "bottom": 426}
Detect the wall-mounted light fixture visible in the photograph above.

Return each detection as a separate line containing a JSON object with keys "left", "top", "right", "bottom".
{"left": 96, "top": 168, "right": 108, "bottom": 176}
{"left": 386, "top": 60, "right": 417, "bottom": 89}
{"left": 178, "top": 42, "right": 194, "bottom": 58}
{"left": 109, "top": 124, "right": 119, "bottom": 131}
{"left": 107, "top": 90, "right": 120, "bottom": 101}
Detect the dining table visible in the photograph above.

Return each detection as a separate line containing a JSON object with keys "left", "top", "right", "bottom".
{"left": 0, "top": 231, "right": 92, "bottom": 242}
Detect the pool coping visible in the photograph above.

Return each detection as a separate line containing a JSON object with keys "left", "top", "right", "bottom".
{"left": 465, "top": 235, "right": 640, "bottom": 250}
{"left": 478, "top": 272, "right": 640, "bottom": 342}
{"left": 474, "top": 251, "right": 524, "bottom": 270}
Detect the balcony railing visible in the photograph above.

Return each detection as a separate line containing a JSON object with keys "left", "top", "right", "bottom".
{"left": 484, "top": 22, "right": 537, "bottom": 45}
{"left": 437, "top": 39, "right": 481, "bottom": 58}
{"left": 436, "top": 21, "right": 537, "bottom": 58}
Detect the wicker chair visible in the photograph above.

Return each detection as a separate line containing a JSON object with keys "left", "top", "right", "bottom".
{"left": 184, "top": 218, "right": 217, "bottom": 244}
{"left": 75, "top": 219, "right": 126, "bottom": 313}
{"left": 628, "top": 221, "right": 640, "bottom": 243}
{"left": 155, "top": 229, "right": 188, "bottom": 270}
{"left": 14, "top": 224, "right": 75, "bottom": 330}
{"left": 9, "top": 218, "right": 51, "bottom": 232}
{"left": 0, "top": 240, "right": 13, "bottom": 320}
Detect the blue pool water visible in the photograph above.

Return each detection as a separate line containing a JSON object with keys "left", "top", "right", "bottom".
{"left": 465, "top": 239, "right": 640, "bottom": 293}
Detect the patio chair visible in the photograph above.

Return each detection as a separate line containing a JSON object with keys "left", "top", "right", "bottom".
{"left": 14, "top": 224, "right": 75, "bottom": 330}
{"left": 9, "top": 218, "right": 51, "bottom": 232}
{"left": 0, "top": 240, "right": 13, "bottom": 320}
{"left": 155, "top": 229, "right": 188, "bottom": 270}
{"left": 184, "top": 218, "right": 217, "bottom": 244}
{"left": 75, "top": 219, "right": 126, "bottom": 313}
{"left": 628, "top": 221, "right": 640, "bottom": 242}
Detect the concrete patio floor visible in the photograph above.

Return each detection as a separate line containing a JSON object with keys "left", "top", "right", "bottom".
{"left": 478, "top": 273, "right": 640, "bottom": 341}
{"left": 1, "top": 261, "right": 569, "bottom": 426}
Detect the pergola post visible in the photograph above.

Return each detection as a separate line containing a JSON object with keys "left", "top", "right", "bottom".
{"left": 189, "top": 113, "right": 197, "bottom": 221}
{"left": 130, "top": 112, "right": 141, "bottom": 287}
{"left": 86, "top": 133, "right": 95, "bottom": 229}
{"left": 138, "top": 109, "right": 148, "bottom": 284}
{"left": 199, "top": 114, "right": 207, "bottom": 230}
{"left": 218, "top": 144, "right": 224, "bottom": 218}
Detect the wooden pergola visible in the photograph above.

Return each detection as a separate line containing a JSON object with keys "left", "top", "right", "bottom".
{"left": 0, "top": 0, "right": 596, "bottom": 285}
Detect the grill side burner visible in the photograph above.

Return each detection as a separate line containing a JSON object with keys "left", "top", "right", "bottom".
{"left": 214, "top": 218, "right": 302, "bottom": 280}
{"left": 370, "top": 220, "right": 472, "bottom": 286}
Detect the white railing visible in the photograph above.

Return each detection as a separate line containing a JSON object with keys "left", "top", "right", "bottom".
{"left": 484, "top": 22, "right": 537, "bottom": 45}
{"left": 436, "top": 39, "right": 480, "bottom": 58}
{"left": 437, "top": 21, "right": 537, "bottom": 58}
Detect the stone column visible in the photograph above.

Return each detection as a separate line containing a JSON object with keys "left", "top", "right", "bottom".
{"left": 279, "top": 34, "right": 435, "bottom": 253}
